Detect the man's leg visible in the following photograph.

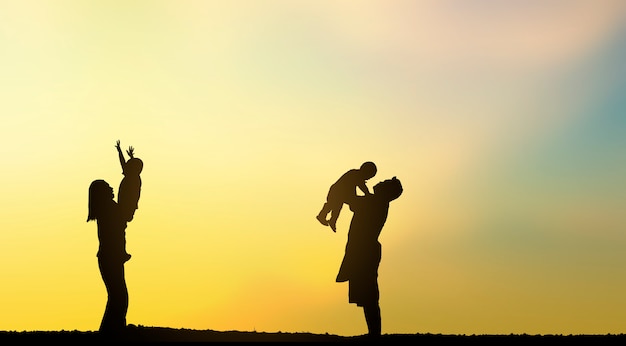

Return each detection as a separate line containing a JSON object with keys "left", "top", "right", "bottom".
{"left": 363, "top": 303, "right": 381, "bottom": 337}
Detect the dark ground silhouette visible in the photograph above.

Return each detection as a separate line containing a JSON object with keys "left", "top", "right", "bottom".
{"left": 1, "top": 325, "right": 625, "bottom": 344}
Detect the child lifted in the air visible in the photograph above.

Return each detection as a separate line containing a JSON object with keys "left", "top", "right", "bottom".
{"left": 116, "top": 140, "right": 143, "bottom": 262}
{"left": 316, "top": 161, "right": 377, "bottom": 232}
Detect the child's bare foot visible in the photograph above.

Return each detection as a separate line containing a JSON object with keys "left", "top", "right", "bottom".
{"left": 316, "top": 215, "right": 328, "bottom": 226}
{"left": 328, "top": 220, "right": 337, "bottom": 232}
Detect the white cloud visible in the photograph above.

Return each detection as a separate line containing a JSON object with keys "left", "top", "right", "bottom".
{"left": 289, "top": 0, "right": 626, "bottom": 71}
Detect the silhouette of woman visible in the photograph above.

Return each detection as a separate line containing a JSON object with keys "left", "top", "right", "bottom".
{"left": 87, "top": 179, "right": 129, "bottom": 336}
{"left": 335, "top": 177, "right": 403, "bottom": 337}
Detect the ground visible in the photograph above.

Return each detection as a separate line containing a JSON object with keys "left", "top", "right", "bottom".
{"left": 1, "top": 325, "right": 625, "bottom": 344}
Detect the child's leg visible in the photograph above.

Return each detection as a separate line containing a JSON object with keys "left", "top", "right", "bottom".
{"left": 316, "top": 202, "right": 331, "bottom": 225}
{"left": 327, "top": 203, "right": 343, "bottom": 232}
{"left": 123, "top": 239, "right": 131, "bottom": 262}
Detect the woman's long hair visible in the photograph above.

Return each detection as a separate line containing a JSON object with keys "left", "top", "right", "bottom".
{"left": 87, "top": 179, "right": 111, "bottom": 222}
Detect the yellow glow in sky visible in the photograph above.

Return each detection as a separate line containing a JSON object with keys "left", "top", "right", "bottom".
{"left": 1, "top": 0, "right": 626, "bottom": 336}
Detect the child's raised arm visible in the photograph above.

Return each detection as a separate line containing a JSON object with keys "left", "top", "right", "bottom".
{"left": 126, "top": 146, "right": 135, "bottom": 159}
{"left": 116, "top": 140, "right": 126, "bottom": 168}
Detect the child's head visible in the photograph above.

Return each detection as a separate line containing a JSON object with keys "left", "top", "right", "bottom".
{"left": 359, "top": 161, "right": 377, "bottom": 180}
{"left": 124, "top": 157, "right": 143, "bottom": 176}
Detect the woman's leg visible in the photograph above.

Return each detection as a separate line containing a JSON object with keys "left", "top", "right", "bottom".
{"left": 98, "top": 258, "right": 128, "bottom": 334}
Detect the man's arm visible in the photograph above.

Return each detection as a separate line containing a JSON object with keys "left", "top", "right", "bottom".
{"left": 346, "top": 194, "right": 366, "bottom": 212}
{"left": 357, "top": 181, "right": 371, "bottom": 196}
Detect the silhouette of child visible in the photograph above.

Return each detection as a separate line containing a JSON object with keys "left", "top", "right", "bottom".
{"left": 116, "top": 140, "right": 143, "bottom": 262}
{"left": 316, "top": 161, "right": 377, "bottom": 232}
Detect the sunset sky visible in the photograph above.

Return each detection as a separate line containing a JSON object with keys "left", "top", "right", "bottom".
{"left": 1, "top": 0, "right": 626, "bottom": 336}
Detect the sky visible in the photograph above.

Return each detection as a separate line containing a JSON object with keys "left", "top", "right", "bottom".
{"left": 1, "top": 0, "right": 625, "bottom": 336}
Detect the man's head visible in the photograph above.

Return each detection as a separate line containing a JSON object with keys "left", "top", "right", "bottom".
{"left": 373, "top": 177, "right": 403, "bottom": 202}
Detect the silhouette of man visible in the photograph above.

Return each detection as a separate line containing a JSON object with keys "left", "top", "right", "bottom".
{"left": 335, "top": 177, "right": 403, "bottom": 337}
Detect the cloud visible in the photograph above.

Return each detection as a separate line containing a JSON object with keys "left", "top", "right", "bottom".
{"left": 306, "top": 0, "right": 626, "bottom": 71}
